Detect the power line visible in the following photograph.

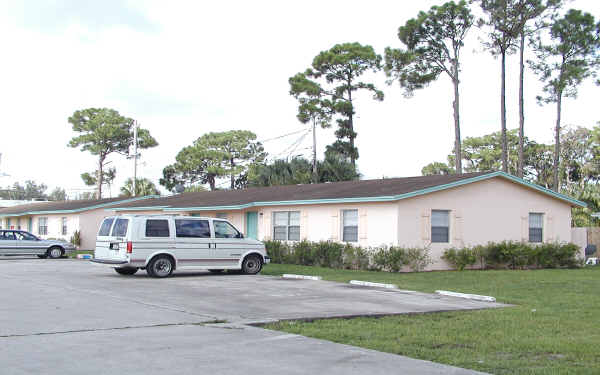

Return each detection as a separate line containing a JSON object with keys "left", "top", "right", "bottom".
{"left": 258, "top": 128, "right": 309, "bottom": 143}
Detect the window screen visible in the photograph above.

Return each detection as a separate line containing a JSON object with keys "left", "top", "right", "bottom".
{"left": 38, "top": 217, "right": 48, "bottom": 236}
{"left": 273, "top": 211, "right": 300, "bottom": 241}
{"left": 111, "top": 218, "right": 129, "bottom": 237}
{"left": 145, "top": 220, "right": 170, "bottom": 237}
{"left": 98, "top": 218, "right": 114, "bottom": 236}
{"left": 529, "top": 213, "right": 543, "bottom": 243}
{"left": 342, "top": 209, "right": 358, "bottom": 242}
{"left": 175, "top": 219, "right": 211, "bottom": 238}
{"left": 431, "top": 210, "right": 449, "bottom": 243}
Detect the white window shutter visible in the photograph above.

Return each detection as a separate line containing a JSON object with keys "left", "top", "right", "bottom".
{"left": 452, "top": 210, "right": 463, "bottom": 246}
{"left": 330, "top": 209, "right": 339, "bottom": 241}
{"left": 263, "top": 212, "right": 272, "bottom": 240}
{"left": 421, "top": 209, "right": 431, "bottom": 242}
{"left": 300, "top": 211, "right": 309, "bottom": 240}
{"left": 359, "top": 208, "right": 368, "bottom": 241}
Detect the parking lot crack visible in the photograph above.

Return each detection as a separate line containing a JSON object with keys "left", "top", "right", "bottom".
{"left": 0, "top": 321, "right": 227, "bottom": 339}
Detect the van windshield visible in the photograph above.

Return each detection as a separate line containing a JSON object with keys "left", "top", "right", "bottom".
{"left": 111, "top": 218, "right": 129, "bottom": 237}
{"left": 98, "top": 218, "right": 114, "bottom": 236}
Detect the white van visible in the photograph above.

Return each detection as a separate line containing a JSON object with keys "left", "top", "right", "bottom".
{"left": 91, "top": 215, "right": 270, "bottom": 278}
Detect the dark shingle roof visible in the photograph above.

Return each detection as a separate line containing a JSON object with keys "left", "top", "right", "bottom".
{"left": 0, "top": 196, "right": 154, "bottom": 216}
{"left": 112, "top": 172, "right": 495, "bottom": 210}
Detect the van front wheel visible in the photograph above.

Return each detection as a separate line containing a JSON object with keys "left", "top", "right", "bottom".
{"left": 241, "top": 255, "right": 262, "bottom": 275}
{"left": 147, "top": 256, "right": 174, "bottom": 278}
{"left": 115, "top": 267, "right": 138, "bottom": 276}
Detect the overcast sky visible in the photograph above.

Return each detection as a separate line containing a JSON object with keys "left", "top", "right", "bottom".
{"left": 0, "top": 0, "right": 599, "bottom": 198}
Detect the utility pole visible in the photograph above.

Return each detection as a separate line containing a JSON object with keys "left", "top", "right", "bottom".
{"left": 312, "top": 119, "right": 317, "bottom": 184}
{"left": 132, "top": 121, "right": 138, "bottom": 196}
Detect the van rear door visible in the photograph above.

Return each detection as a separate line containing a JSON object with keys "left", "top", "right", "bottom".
{"left": 95, "top": 217, "right": 129, "bottom": 261}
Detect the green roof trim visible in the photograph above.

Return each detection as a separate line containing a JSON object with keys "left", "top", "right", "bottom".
{"left": 0, "top": 195, "right": 159, "bottom": 217}
{"left": 106, "top": 206, "right": 170, "bottom": 212}
{"left": 110, "top": 171, "right": 584, "bottom": 212}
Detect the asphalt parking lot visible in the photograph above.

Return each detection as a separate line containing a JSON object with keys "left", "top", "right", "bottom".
{"left": 0, "top": 258, "right": 501, "bottom": 375}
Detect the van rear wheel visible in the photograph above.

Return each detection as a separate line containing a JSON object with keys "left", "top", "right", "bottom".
{"left": 115, "top": 267, "right": 138, "bottom": 276}
{"left": 147, "top": 256, "right": 174, "bottom": 278}
{"left": 241, "top": 255, "right": 262, "bottom": 275}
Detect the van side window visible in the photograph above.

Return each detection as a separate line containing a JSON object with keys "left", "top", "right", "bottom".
{"left": 146, "top": 220, "right": 170, "bottom": 237}
{"left": 98, "top": 218, "right": 114, "bottom": 236}
{"left": 214, "top": 221, "right": 240, "bottom": 239}
{"left": 112, "top": 219, "right": 129, "bottom": 237}
{"left": 175, "top": 220, "right": 210, "bottom": 238}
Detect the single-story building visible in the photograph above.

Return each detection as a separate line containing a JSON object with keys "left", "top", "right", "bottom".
{"left": 0, "top": 196, "right": 155, "bottom": 250}
{"left": 106, "top": 171, "right": 586, "bottom": 270}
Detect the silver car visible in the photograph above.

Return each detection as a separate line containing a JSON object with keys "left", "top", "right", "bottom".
{"left": 0, "top": 230, "right": 76, "bottom": 258}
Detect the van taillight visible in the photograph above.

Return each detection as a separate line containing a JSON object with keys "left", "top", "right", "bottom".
{"left": 127, "top": 241, "right": 133, "bottom": 253}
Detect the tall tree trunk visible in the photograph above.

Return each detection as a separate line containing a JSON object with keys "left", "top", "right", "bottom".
{"left": 518, "top": 32, "right": 525, "bottom": 179}
{"left": 348, "top": 89, "right": 355, "bottom": 167}
{"left": 230, "top": 158, "right": 235, "bottom": 189}
{"left": 553, "top": 93, "right": 562, "bottom": 192}
{"left": 500, "top": 51, "right": 508, "bottom": 173}
{"left": 452, "top": 65, "right": 462, "bottom": 174}
{"left": 96, "top": 156, "right": 104, "bottom": 199}
{"left": 312, "top": 119, "right": 318, "bottom": 183}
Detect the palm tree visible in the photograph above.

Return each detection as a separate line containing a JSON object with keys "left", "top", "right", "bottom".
{"left": 120, "top": 178, "right": 160, "bottom": 197}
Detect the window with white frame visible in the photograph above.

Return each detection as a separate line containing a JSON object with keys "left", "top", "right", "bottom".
{"left": 431, "top": 210, "right": 450, "bottom": 243}
{"left": 61, "top": 217, "right": 67, "bottom": 235}
{"left": 342, "top": 209, "right": 358, "bottom": 242}
{"left": 273, "top": 211, "right": 300, "bottom": 241}
{"left": 38, "top": 217, "right": 48, "bottom": 235}
{"left": 529, "top": 213, "right": 543, "bottom": 243}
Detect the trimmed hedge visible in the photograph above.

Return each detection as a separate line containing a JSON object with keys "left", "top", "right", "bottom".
{"left": 442, "top": 241, "right": 582, "bottom": 271}
{"left": 264, "top": 240, "right": 432, "bottom": 272}
{"left": 266, "top": 240, "right": 582, "bottom": 273}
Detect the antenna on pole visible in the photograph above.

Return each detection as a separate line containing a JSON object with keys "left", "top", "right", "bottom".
{"left": 133, "top": 121, "right": 138, "bottom": 196}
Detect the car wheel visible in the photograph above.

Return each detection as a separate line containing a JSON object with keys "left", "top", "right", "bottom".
{"left": 47, "top": 247, "right": 64, "bottom": 259}
{"left": 147, "top": 256, "right": 174, "bottom": 278}
{"left": 241, "top": 254, "right": 262, "bottom": 275}
{"left": 37, "top": 254, "right": 48, "bottom": 259}
{"left": 114, "top": 267, "right": 138, "bottom": 276}
{"left": 209, "top": 269, "right": 224, "bottom": 273}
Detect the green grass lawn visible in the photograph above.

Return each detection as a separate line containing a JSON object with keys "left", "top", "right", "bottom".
{"left": 261, "top": 264, "right": 600, "bottom": 374}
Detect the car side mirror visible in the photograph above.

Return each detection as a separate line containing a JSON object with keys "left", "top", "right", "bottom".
{"left": 236, "top": 233, "right": 244, "bottom": 239}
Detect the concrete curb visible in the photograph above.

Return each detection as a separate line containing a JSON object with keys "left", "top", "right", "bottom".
{"left": 282, "top": 274, "right": 322, "bottom": 281}
{"left": 435, "top": 290, "right": 496, "bottom": 302}
{"left": 349, "top": 280, "right": 398, "bottom": 289}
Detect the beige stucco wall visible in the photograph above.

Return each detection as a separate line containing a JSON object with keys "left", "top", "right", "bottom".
{"left": 396, "top": 178, "right": 573, "bottom": 270}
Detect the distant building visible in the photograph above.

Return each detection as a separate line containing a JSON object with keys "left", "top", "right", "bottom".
{"left": 0, "top": 196, "right": 156, "bottom": 249}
